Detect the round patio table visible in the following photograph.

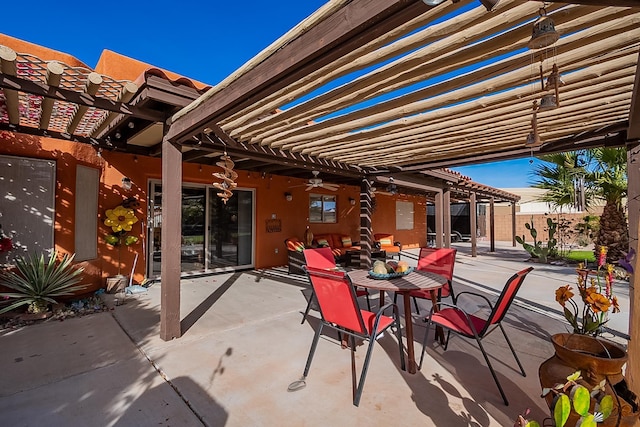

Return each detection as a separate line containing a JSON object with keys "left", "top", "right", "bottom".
{"left": 348, "top": 268, "right": 447, "bottom": 374}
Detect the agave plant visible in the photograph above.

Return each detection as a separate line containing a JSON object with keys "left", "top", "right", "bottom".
{"left": 0, "top": 250, "right": 86, "bottom": 314}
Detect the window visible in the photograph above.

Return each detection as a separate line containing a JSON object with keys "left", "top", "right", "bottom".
{"left": 396, "top": 201, "right": 414, "bottom": 230}
{"left": 74, "top": 165, "right": 99, "bottom": 261}
{"left": 0, "top": 155, "right": 55, "bottom": 261}
{"left": 309, "top": 194, "right": 336, "bottom": 223}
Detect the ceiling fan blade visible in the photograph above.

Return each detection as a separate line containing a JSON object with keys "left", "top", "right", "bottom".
{"left": 305, "top": 185, "right": 313, "bottom": 191}
{"left": 322, "top": 184, "right": 339, "bottom": 191}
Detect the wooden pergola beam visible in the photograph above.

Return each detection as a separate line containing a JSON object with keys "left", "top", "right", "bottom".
{"left": 0, "top": 45, "right": 19, "bottom": 125}
{"left": 628, "top": 46, "right": 640, "bottom": 140}
{"left": 67, "top": 72, "right": 103, "bottom": 134}
{"left": 166, "top": 0, "right": 429, "bottom": 143}
{"left": 544, "top": 0, "right": 640, "bottom": 5}
{"left": 0, "top": 122, "right": 120, "bottom": 151}
{"left": 39, "top": 61, "right": 64, "bottom": 130}
{"left": 92, "top": 82, "right": 139, "bottom": 137}
{"left": 196, "top": 125, "right": 364, "bottom": 178}
{"left": 0, "top": 72, "right": 163, "bottom": 123}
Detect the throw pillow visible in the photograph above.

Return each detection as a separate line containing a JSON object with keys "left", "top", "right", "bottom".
{"left": 286, "top": 239, "right": 300, "bottom": 251}
{"left": 379, "top": 238, "right": 392, "bottom": 246}
{"left": 341, "top": 236, "right": 352, "bottom": 248}
{"left": 316, "top": 238, "right": 329, "bottom": 247}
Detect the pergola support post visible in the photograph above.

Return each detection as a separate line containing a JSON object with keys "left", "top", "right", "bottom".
{"left": 160, "top": 136, "right": 182, "bottom": 341}
{"left": 512, "top": 202, "right": 517, "bottom": 247}
{"left": 489, "top": 197, "right": 495, "bottom": 253}
{"left": 434, "top": 190, "right": 444, "bottom": 248}
{"left": 470, "top": 192, "right": 477, "bottom": 257}
{"left": 359, "top": 178, "right": 374, "bottom": 270}
{"left": 443, "top": 188, "right": 451, "bottom": 248}
{"left": 626, "top": 142, "right": 640, "bottom": 395}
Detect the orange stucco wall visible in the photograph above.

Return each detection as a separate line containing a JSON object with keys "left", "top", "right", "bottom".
{"left": 0, "top": 130, "right": 430, "bottom": 292}
{"left": 370, "top": 193, "right": 428, "bottom": 249}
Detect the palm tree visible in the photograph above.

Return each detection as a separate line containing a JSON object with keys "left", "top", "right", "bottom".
{"left": 530, "top": 152, "right": 593, "bottom": 212}
{"left": 529, "top": 152, "right": 594, "bottom": 254}
{"left": 585, "top": 147, "right": 628, "bottom": 263}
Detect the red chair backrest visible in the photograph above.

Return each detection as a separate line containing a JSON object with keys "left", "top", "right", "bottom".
{"left": 305, "top": 266, "right": 365, "bottom": 334}
{"left": 483, "top": 267, "right": 534, "bottom": 333}
{"left": 417, "top": 247, "right": 457, "bottom": 297}
{"left": 303, "top": 247, "right": 336, "bottom": 269}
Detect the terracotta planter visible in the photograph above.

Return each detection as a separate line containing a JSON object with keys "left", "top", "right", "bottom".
{"left": 539, "top": 333, "right": 639, "bottom": 426}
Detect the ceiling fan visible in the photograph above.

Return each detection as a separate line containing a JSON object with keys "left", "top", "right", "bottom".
{"left": 293, "top": 171, "right": 340, "bottom": 191}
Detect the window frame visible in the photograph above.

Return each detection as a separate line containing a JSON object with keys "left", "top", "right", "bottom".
{"left": 309, "top": 193, "right": 337, "bottom": 224}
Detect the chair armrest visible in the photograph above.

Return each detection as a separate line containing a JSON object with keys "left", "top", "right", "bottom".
{"left": 372, "top": 302, "right": 400, "bottom": 333}
{"left": 454, "top": 291, "right": 495, "bottom": 311}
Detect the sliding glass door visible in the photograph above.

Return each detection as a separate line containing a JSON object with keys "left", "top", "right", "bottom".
{"left": 149, "top": 181, "right": 254, "bottom": 277}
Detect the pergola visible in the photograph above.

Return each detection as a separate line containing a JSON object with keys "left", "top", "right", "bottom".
{"left": 159, "top": 0, "right": 640, "bottom": 393}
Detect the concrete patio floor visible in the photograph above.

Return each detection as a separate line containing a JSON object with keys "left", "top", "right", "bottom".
{"left": 0, "top": 242, "right": 631, "bottom": 426}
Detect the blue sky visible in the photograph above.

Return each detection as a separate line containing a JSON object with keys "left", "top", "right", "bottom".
{"left": 2, "top": 0, "right": 537, "bottom": 188}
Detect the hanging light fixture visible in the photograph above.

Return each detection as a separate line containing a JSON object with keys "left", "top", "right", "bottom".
{"left": 386, "top": 177, "right": 398, "bottom": 195}
{"left": 479, "top": 0, "right": 499, "bottom": 11}
{"left": 528, "top": 7, "right": 560, "bottom": 50}
{"left": 543, "top": 63, "right": 564, "bottom": 107}
{"left": 422, "top": 0, "right": 447, "bottom": 5}
{"left": 538, "top": 93, "right": 558, "bottom": 111}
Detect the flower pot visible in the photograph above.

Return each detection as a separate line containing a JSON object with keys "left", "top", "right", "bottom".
{"left": 106, "top": 275, "right": 128, "bottom": 294}
{"left": 539, "top": 333, "right": 639, "bottom": 426}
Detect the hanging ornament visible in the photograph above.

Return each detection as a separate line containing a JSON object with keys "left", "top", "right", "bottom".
{"left": 528, "top": 7, "right": 560, "bottom": 50}
{"left": 525, "top": 100, "right": 542, "bottom": 147}
{"left": 212, "top": 153, "right": 238, "bottom": 204}
{"left": 544, "top": 63, "right": 564, "bottom": 107}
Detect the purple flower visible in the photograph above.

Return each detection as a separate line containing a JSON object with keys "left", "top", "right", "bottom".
{"left": 618, "top": 248, "right": 635, "bottom": 274}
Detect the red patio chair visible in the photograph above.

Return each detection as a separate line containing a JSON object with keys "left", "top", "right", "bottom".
{"left": 418, "top": 266, "right": 534, "bottom": 406}
{"left": 301, "top": 248, "right": 370, "bottom": 324}
{"left": 394, "top": 247, "right": 457, "bottom": 314}
{"left": 298, "top": 266, "right": 405, "bottom": 406}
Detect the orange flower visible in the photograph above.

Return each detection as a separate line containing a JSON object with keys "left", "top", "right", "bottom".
{"left": 555, "top": 285, "right": 574, "bottom": 306}
{"left": 586, "top": 292, "right": 611, "bottom": 313}
{"left": 611, "top": 296, "right": 620, "bottom": 314}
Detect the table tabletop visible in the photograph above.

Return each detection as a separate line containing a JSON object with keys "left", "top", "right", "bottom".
{"left": 347, "top": 269, "right": 447, "bottom": 293}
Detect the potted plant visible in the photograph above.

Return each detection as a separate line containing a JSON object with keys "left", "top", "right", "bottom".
{"left": 103, "top": 200, "right": 139, "bottom": 292}
{"left": 516, "top": 371, "right": 614, "bottom": 427}
{"left": 538, "top": 246, "right": 639, "bottom": 426}
{"left": 0, "top": 250, "right": 86, "bottom": 315}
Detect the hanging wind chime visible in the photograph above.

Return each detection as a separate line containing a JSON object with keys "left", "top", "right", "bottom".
{"left": 525, "top": 4, "right": 562, "bottom": 147}
{"left": 212, "top": 151, "right": 238, "bottom": 204}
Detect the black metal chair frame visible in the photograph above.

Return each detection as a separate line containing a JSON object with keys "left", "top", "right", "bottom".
{"left": 301, "top": 267, "right": 405, "bottom": 406}
{"left": 418, "top": 267, "right": 533, "bottom": 405}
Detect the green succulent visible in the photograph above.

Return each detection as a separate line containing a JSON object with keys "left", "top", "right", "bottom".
{"left": 517, "top": 371, "right": 613, "bottom": 427}
{"left": 0, "top": 250, "right": 86, "bottom": 314}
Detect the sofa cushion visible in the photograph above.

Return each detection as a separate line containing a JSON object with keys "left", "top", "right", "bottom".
{"left": 316, "top": 237, "right": 330, "bottom": 247}
{"left": 313, "top": 233, "right": 335, "bottom": 248}
{"left": 378, "top": 237, "right": 393, "bottom": 246}
{"left": 341, "top": 236, "right": 353, "bottom": 248}
{"left": 285, "top": 238, "right": 305, "bottom": 252}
